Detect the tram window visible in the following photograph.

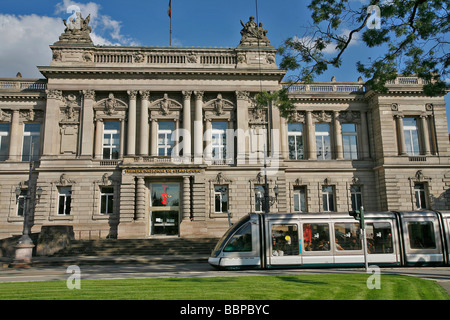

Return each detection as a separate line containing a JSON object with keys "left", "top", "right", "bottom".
{"left": 407, "top": 221, "right": 436, "bottom": 249}
{"left": 334, "top": 223, "right": 362, "bottom": 251}
{"left": 366, "top": 223, "right": 393, "bottom": 254}
{"left": 223, "top": 222, "right": 252, "bottom": 252}
{"left": 272, "top": 225, "right": 299, "bottom": 256}
{"left": 303, "top": 223, "right": 330, "bottom": 251}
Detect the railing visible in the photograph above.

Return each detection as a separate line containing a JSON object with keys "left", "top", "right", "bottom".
{"left": 283, "top": 83, "right": 365, "bottom": 93}
{"left": 0, "top": 79, "right": 47, "bottom": 91}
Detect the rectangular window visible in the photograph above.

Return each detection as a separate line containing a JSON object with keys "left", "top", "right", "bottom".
{"left": 0, "top": 123, "right": 10, "bottom": 161}
{"left": 322, "top": 185, "right": 335, "bottom": 212}
{"left": 366, "top": 222, "right": 394, "bottom": 254}
{"left": 17, "top": 189, "right": 27, "bottom": 217}
{"left": 315, "top": 123, "right": 331, "bottom": 160}
{"left": 100, "top": 187, "right": 114, "bottom": 215}
{"left": 22, "top": 123, "right": 40, "bottom": 161}
{"left": 158, "top": 121, "right": 175, "bottom": 156}
{"left": 212, "top": 122, "right": 227, "bottom": 160}
{"left": 224, "top": 222, "right": 252, "bottom": 252}
{"left": 334, "top": 223, "right": 362, "bottom": 251}
{"left": 254, "top": 185, "right": 265, "bottom": 212}
{"left": 293, "top": 186, "right": 306, "bottom": 212}
{"left": 407, "top": 221, "right": 436, "bottom": 249}
{"left": 414, "top": 183, "right": 427, "bottom": 209}
{"left": 103, "top": 121, "right": 120, "bottom": 159}
{"left": 272, "top": 224, "right": 299, "bottom": 256}
{"left": 288, "top": 123, "right": 304, "bottom": 160}
{"left": 342, "top": 123, "right": 358, "bottom": 160}
{"left": 403, "top": 117, "right": 420, "bottom": 156}
{"left": 214, "top": 185, "right": 228, "bottom": 213}
{"left": 303, "top": 223, "right": 330, "bottom": 251}
{"left": 57, "top": 187, "right": 72, "bottom": 215}
{"left": 350, "top": 185, "right": 363, "bottom": 212}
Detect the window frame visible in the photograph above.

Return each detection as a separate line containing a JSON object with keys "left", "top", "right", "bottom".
{"left": 315, "top": 123, "right": 331, "bottom": 160}
{"left": 342, "top": 123, "right": 358, "bottom": 160}
{"left": 288, "top": 123, "right": 304, "bottom": 160}
{"left": 322, "top": 185, "right": 335, "bottom": 212}
{"left": 211, "top": 121, "right": 227, "bottom": 160}
{"left": 22, "top": 123, "right": 40, "bottom": 161}
{"left": 57, "top": 186, "right": 72, "bottom": 216}
{"left": 100, "top": 186, "right": 114, "bottom": 215}
{"left": 157, "top": 121, "right": 175, "bottom": 157}
{"left": 103, "top": 121, "right": 120, "bottom": 160}
{"left": 214, "top": 185, "right": 229, "bottom": 214}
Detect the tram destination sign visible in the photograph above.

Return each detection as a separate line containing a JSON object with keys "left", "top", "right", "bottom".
{"left": 123, "top": 168, "right": 202, "bottom": 174}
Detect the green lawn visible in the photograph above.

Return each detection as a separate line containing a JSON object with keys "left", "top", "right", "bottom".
{"left": 0, "top": 274, "right": 448, "bottom": 300}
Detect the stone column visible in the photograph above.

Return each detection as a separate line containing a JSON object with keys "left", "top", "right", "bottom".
{"left": 334, "top": 111, "right": 343, "bottom": 160}
{"left": 204, "top": 118, "right": 212, "bottom": 161}
{"left": 119, "top": 118, "right": 125, "bottom": 159}
{"left": 174, "top": 119, "right": 180, "bottom": 158}
{"left": 81, "top": 90, "right": 95, "bottom": 157}
{"left": 395, "top": 115, "right": 406, "bottom": 155}
{"left": 306, "top": 111, "right": 316, "bottom": 160}
{"left": 360, "top": 111, "right": 370, "bottom": 159}
{"left": 279, "top": 114, "right": 288, "bottom": 159}
{"left": 193, "top": 91, "right": 204, "bottom": 164}
{"left": 136, "top": 177, "right": 145, "bottom": 221}
{"left": 182, "top": 176, "right": 191, "bottom": 220}
{"left": 236, "top": 91, "right": 249, "bottom": 164}
{"left": 42, "top": 89, "right": 62, "bottom": 157}
{"left": 127, "top": 90, "right": 137, "bottom": 156}
{"left": 94, "top": 118, "right": 103, "bottom": 159}
{"left": 8, "top": 110, "right": 21, "bottom": 161}
{"left": 182, "top": 91, "right": 192, "bottom": 160}
{"left": 150, "top": 119, "right": 158, "bottom": 157}
{"left": 420, "top": 114, "right": 431, "bottom": 155}
{"left": 139, "top": 91, "right": 150, "bottom": 156}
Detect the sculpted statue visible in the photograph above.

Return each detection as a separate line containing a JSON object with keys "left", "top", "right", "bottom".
{"left": 239, "top": 16, "right": 271, "bottom": 47}
{"left": 57, "top": 12, "right": 93, "bottom": 44}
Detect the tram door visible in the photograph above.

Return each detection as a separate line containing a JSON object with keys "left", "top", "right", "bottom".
{"left": 269, "top": 222, "right": 302, "bottom": 266}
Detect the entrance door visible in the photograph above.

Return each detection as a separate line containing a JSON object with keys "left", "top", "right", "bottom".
{"left": 150, "top": 183, "right": 180, "bottom": 236}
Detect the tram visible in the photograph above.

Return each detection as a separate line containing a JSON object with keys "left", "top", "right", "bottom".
{"left": 208, "top": 211, "right": 450, "bottom": 269}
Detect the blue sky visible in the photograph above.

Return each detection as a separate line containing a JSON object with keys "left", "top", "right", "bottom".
{"left": 0, "top": 0, "right": 448, "bottom": 130}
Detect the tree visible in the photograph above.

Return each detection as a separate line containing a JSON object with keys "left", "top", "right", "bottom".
{"left": 263, "top": 0, "right": 449, "bottom": 116}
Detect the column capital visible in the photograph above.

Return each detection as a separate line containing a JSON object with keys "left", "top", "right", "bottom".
{"left": 127, "top": 90, "right": 138, "bottom": 100}
{"left": 182, "top": 91, "right": 192, "bottom": 100}
{"left": 45, "top": 89, "right": 63, "bottom": 100}
{"left": 139, "top": 90, "right": 151, "bottom": 101}
{"left": 235, "top": 91, "right": 249, "bottom": 100}
{"left": 82, "top": 89, "right": 96, "bottom": 100}
{"left": 194, "top": 91, "right": 204, "bottom": 100}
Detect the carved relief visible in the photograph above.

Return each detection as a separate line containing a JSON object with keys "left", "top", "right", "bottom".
{"left": 312, "top": 110, "right": 332, "bottom": 123}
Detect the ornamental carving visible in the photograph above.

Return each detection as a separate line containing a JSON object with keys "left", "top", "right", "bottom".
{"left": 57, "top": 12, "right": 93, "bottom": 45}
{"left": 61, "top": 94, "right": 80, "bottom": 122}
{"left": 239, "top": 16, "right": 272, "bottom": 47}
{"left": 312, "top": 110, "right": 332, "bottom": 123}
{"left": 338, "top": 110, "right": 361, "bottom": 123}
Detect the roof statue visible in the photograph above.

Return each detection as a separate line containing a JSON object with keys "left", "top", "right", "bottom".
{"left": 55, "top": 12, "right": 93, "bottom": 45}
{"left": 239, "top": 16, "right": 272, "bottom": 47}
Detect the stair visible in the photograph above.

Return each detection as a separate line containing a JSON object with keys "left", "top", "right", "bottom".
{"left": 48, "top": 238, "right": 219, "bottom": 257}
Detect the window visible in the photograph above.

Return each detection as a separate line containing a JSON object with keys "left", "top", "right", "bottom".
{"left": 224, "top": 222, "right": 252, "bottom": 252}
{"left": 254, "top": 185, "right": 265, "bottom": 212}
{"left": 322, "top": 185, "right": 335, "bottom": 212}
{"left": 158, "top": 121, "right": 175, "bottom": 156}
{"left": 366, "top": 222, "right": 393, "bottom": 254}
{"left": 17, "top": 189, "right": 27, "bottom": 217}
{"left": 315, "top": 124, "right": 331, "bottom": 160}
{"left": 350, "top": 185, "right": 363, "bottom": 212}
{"left": 407, "top": 221, "right": 436, "bottom": 249}
{"left": 22, "top": 123, "right": 40, "bottom": 161}
{"left": 0, "top": 123, "right": 10, "bottom": 161}
{"left": 334, "top": 223, "right": 362, "bottom": 251}
{"left": 342, "top": 123, "right": 358, "bottom": 160}
{"left": 303, "top": 223, "right": 330, "bottom": 251}
{"left": 100, "top": 187, "right": 114, "bottom": 215}
{"left": 57, "top": 187, "right": 72, "bottom": 215}
{"left": 214, "top": 185, "right": 228, "bottom": 213}
{"left": 212, "top": 122, "right": 227, "bottom": 160}
{"left": 288, "top": 123, "right": 304, "bottom": 160}
{"left": 272, "top": 224, "right": 299, "bottom": 256}
{"left": 103, "top": 121, "right": 120, "bottom": 159}
{"left": 414, "top": 183, "right": 427, "bottom": 209}
{"left": 403, "top": 117, "right": 420, "bottom": 156}
{"left": 293, "top": 186, "right": 306, "bottom": 212}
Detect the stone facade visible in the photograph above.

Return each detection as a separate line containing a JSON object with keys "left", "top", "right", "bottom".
{"left": 0, "top": 17, "right": 448, "bottom": 239}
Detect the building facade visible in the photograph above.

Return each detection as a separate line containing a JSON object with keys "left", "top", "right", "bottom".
{"left": 0, "top": 16, "right": 449, "bottom": 240}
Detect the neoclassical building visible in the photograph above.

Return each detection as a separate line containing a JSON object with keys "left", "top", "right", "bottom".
{"left": 0, "top": 16, "right": 449, "bottom": 239}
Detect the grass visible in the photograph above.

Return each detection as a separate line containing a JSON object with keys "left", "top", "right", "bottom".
{"left": 0, "top": 274, "right": 448, "bottom": 300}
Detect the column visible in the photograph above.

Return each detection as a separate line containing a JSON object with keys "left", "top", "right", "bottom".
{"left": 306, "top": 111, "right": 316, "bottom": 160}
{"left": 204, "top": 118, "right": 212, "bottom": 161}
{"left": 193, "top": 91, "right": 204, "bottom": 164}
{"left": 182, "top": 91, "right": 192, "bottom": 160}
{"left": 360, "top": 111, "right": 370, "bottom": 159}
{"left": 119, "top": 118, "right": 125, "bottom": 158}
{"left": 395, "top": 115, "right": 406, "bottom": 155}
{"left": 419, "top": 114, "right": 431, "bottom": 155}
{"left": 127, "top": 90, "right": 137, "bottom": 155}
{"left": 182, "top": 176, "right": 191, "bottom": 220}
{"left": 236, "top": 91, "right": 249, "bottom": 164}
{"left": 334, "top": 111, "right": 343, "bottom": 160}
{"left": 8, "top": 110, "right": 21, "bottom": 161}
{"left": 150, "top": 119, "right": 158, "bottom": 156}
{"left": 94, "top": 118, "right": 103, "bottom": 159}
{"left": 81, "top": 90, "right": 95, "bottom": 157}
{"left": 174, "top": 119, "right": 180, "bottom": 158}
{"left": 139, "top": 91, "right": 150, "bottom": 156}
{"left": 135, "top": 177, "right": 145, "bottom": 221}
{"left": 42, "top": 89, "right": 62, "bottom": 157}
{"left": 279, "top": 114, "right": 288, "bottom": 160}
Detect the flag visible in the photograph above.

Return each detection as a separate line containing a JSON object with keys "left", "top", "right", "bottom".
{"left": 168, "top": 0, "right": 172, "bottom": 18}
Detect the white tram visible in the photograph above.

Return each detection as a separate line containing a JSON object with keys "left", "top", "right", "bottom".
{"left": 208, "top": 211, "right": 450, "bottom": 269}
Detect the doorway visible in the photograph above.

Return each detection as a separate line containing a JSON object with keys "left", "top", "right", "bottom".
{"left": 149, "top": 183, "right": 180, "bottom": 236}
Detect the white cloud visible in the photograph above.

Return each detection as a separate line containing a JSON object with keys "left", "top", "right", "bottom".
{"left": 0, "top": 1, "right": 139, "bottom": 78}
